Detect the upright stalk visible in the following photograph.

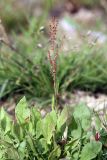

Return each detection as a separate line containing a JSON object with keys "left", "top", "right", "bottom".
{"left": 48, "top": 17, "right": 59, "bottom": 108}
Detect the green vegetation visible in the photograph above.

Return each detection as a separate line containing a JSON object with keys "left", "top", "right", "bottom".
{"left": 79, "top": 0, "right": 100, "bottom": 7}
{"left": 0, "top": 0, "right": 54, "bottom": 31}
{"left": 1, "top": 1, "right": 107, "bottom": 105}
{"left": 1, "top": 24, "right": 107, "bottom": 103}
{"left": 1, "top": 1, "right": 107, "bottom": 160}
{"left": 1, "top": 96, "right": 107, "bottom": 160}
{"left": 0, "top": 0, "right": 27, "bottom": 31}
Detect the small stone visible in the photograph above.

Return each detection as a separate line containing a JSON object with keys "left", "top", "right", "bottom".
{"left": 37, "top": 43, "right": 43, "bottom": 48}
{"left": 39, "top": 26, "right": 45, "bottom": 32}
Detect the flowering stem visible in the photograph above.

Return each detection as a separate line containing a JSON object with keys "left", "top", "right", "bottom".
{"left": 48, "top": 16, "right": 59, "bottom": 108}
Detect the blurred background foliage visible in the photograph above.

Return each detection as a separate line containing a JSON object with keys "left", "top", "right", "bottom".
{"left": 0, "top": 0, "right": 107, "bottom": 108}
{"left": 0, "top": 0, "right": 104, "bottom": 31}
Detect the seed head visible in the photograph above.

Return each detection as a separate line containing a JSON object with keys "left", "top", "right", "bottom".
{"left": 48, "top": 17, "right": 59, "bottom": 84}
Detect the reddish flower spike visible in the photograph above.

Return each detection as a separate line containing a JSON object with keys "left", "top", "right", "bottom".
{"left": 95, "top": 132, "right": 100, "bottom": 141}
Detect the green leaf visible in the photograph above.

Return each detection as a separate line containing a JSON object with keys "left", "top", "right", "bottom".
{"left": 5, "top": 147, "right": 20, "bottom": 160}
{"left": 15, "top": 97, "right": 30, "bottom": 124}
{"left": 32, "top": 109, "right": 57, "bottom": 143}
{"left": 73, "top": 103, "right": 91, "bottom": 130}
{"left": 37, "top": 111, "right": 57, "bottom": 144}
{"left": 65, "top": 138, "right": 79, "bottom": 151}
{"left": 49, "top": 110, "right": 57, "bottom": 125}
{"left": 37, "top": 138, "right": 49, "bottom": 154}
{"left": 36, "top": 119, "right": 43, "bottom": 139}
{"left": 31, "top": 107, "right": 41, "bottom": 126}
{"left": 71, "top": 124, "right": 82, "bottom": 139}
{"left": 26, "top": 134, "right": 39, "bottom": 158}
{"left": 57, "top": 107, "right": 68, "bottom": 132}
{"left": 26, "top": 135, "right": 36, "bottom": 153}
{"left": 42, "top": 113, "right": 56, "bottom": 144}
{"left": 0, "top": 107, "right": 12, "bottom": 134}
{"left": 48, "top": 146, "right": 61, "bottom": 160}
{"left": 0, "top": 134, "right": 13, "bottom": 146}
{"left": 12, "top": 122, "right": 24, "bottom": 141}
{"left": 80, "top": 141, "right": 102, "bottom": 160}
{"left": 18, "top": 140, "right": 26, "bottom": 160}
{"left": 0, "top": 149, "right": 5, "bottom": 160}
{"left": 30, "top": 107, "right": 41, "bottom": 135}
